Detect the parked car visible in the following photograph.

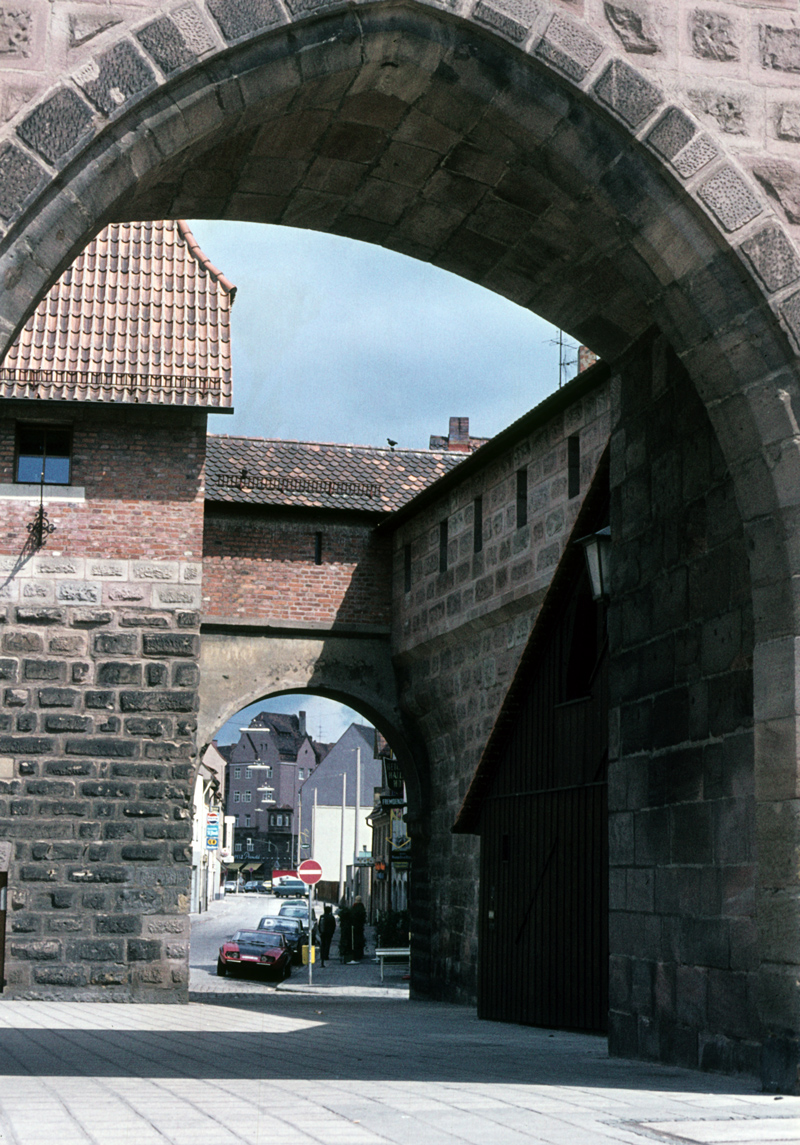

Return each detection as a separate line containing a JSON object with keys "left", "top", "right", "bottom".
{"left": 216, "top": 929, "right": 292, "bottom": 980}
{"left": 224, "top": 880, "right": 241, "bottom": 893}
{"left": 278, "top": 902, "right": 310, "bottom": 922}
{"left": 258, "top": 915, "right": 316, "bottom": 964}
{"left": 243, "top": 880, "right": 265, "bottom": 893}
{"left": 272, "top": 878, "right": 308, "bottom": 898}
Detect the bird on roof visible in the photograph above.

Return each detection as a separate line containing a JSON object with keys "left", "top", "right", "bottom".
{"left": 387, "top": 439, "right": 397, "bottom": 450}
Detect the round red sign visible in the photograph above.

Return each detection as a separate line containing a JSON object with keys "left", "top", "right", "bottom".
{"left": 297, "top": 859, "right": 323, "bottom": 885}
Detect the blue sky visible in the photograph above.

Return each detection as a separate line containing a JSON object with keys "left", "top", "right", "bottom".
{"left": 189, "top": 221, "right": 579, "bottom": 450}
{"left": 215, "top": 694, "right": 366, "bottom": 747}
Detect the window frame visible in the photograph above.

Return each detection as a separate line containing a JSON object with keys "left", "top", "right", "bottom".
{"left": 15, "top": 423, "right": 73, "bottom": 486}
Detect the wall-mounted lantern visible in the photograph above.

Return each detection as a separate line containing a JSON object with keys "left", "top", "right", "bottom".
{"left": 577, "top": 526, "right": 611, "bottom": 601}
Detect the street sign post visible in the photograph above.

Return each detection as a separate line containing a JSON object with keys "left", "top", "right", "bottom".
{"left": 297, "top": 859, "right": 323, "bottom": 985}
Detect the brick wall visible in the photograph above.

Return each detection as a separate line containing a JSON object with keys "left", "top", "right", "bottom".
{"left": 202, "top": 509, "right": 391, "bottom": 626}
{"left": 0, "top": 403, "right": 205, "bottom": 999}
{"left": 0, "top": 405, "right": 206, "bottom": 559}
{"left": 390, "top": 374, "right": 612, "bottom": 1000}
{"left": 607, "top": 334, "right": 757, "bottom": 1074}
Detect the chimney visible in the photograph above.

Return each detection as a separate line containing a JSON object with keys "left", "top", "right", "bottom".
{"left": 298, "top": 710, "right": 307, "bottom": 737}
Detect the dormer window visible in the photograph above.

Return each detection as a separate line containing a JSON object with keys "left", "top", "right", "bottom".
{"left": 16, "top": 424, "right": 71, "bottom": 485}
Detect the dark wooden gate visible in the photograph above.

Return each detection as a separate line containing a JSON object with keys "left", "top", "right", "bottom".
{"left": 477, "top": 566, "right": 608, "bottom": 1032}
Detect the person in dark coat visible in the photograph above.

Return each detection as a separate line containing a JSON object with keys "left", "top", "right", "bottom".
{"left": 350, "top": 895, "right": 367, "bottom": 962}
{"left": 319, "top": 905, "right": 336, "bottom": 966}
{"left": 337, "top": 899, "right": 352, "bottom": 963}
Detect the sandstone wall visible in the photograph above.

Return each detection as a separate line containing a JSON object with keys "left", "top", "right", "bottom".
{"left": 608, "top": 334, "right": 758, "bottom": 1075}
{"left": 0, "top": 404, "right": 205, "bottom": 999}
{"left": 392, "top": 374, "right": 611, "bottom": 998}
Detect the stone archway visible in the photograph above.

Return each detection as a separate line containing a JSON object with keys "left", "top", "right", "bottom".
{"left": 1, "top": 0, "right": 799, "bottom": 1084}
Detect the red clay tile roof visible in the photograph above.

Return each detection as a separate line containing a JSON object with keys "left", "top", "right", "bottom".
{"left": 206, "top": 435, "right": 466, "bottom": 513}
{"left": 0, "top": 220, "right": 234, "bottom": 408}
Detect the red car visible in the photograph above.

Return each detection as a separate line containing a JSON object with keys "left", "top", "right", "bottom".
{"left": 216, "top": 929, "right": 292, "bottom": 981}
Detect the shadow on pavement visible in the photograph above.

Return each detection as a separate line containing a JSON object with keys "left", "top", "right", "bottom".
{"left": 0, "top": 995, "right": 761, "bottom": 1095}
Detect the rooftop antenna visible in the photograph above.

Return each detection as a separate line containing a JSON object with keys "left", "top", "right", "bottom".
{"left": 547, "top": 329, "right": 578, "bottom": 388}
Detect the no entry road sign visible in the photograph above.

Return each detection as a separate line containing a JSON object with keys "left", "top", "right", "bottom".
{"left": 297, "top": 859, "right": 323, "bottom": 885}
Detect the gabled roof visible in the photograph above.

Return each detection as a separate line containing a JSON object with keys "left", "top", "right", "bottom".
{"left": 0, "top": 220, "right": 234, "bottom": 408}
{"left": 205, "top": 435, "right": 466, "bottom": 513}
{"left": 452, "top": 446, "right": 610, "bottom": 835}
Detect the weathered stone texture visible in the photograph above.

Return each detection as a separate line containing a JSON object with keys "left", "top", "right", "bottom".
{"left": 608, "top": 333, "right": 757, "bottom": 1076}
{"left": 393, "top": 373, "right": 611, "bottom": 1000}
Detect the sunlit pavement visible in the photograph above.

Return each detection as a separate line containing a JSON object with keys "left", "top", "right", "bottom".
{"left": 0, "top": 897, "right": 796, "bottom": 1144}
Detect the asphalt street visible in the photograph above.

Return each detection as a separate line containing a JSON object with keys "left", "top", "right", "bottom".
{"left": 0, "top": 896, "right": 797, "bottom": 1144}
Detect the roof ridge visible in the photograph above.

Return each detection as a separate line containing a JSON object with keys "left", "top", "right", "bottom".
{"left": 176, "top": 220, "right": 237, "bottom": 301}
{"left": 207, "top": 433, "right": 461, "bottom": 456}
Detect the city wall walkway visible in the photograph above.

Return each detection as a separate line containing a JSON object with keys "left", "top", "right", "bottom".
{"left": 0, "top": 993, "right": 798, "bottom": 1145}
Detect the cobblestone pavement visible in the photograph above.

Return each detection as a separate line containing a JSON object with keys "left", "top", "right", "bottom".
{"left": 0, "top": 898, "right": 797, "bottom": 1144}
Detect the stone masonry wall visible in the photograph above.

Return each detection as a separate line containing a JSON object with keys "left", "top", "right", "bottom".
{"left": 392, "top": 376, "right": 611, "bottom": 1000}
{"left": 607, "top": 334, "right": 758, "bottom": 1075}
{"left": 202, "top": 509, "right": 391, "bottom": 627}
{"left": 0, "top": 404, "right": 205, "bottom": 1000}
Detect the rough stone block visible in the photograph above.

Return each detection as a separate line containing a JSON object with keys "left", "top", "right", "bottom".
{"left": 75, "top": 40, "right": 155, "bottom": 115}
{"left": 761, "top": 25, "right": 800, "bottom": 74}
{"left": 0, "top": 142, "right": 45, "bottom": 222}
{"left": 65, "top": 739, "right": 138, "bottom": 758}
{"left": 96, "top": 662, "right": 142, "bottom": 686}
{"left": 535, "top": 13, "right": 603, "bottom": 82}
{"left": 697, "top": 167, "right": 763, "bottom": 234}
{"left": 740, "top": 225, "right": 800, "bottom": 295}
{"left": 142, "top": 634, "right": 198, "bottom": 658}
{"left": 206, "top": 0, "right": 282, "bottom": 43}
{"left": 119, "top": 691, "right": 195, "bottom": 712}
{"left": 137, "top": 17, "right": 197, "bottom": 74}
{"left": 95, "top": 915, "right": 140, "bottom": 935}
{"left": 15, "top": 608, "right": 64, "bottom": 625}
{"left": 646, "top": 108, "right": 695, "bottom": 161}
{"left": 593, "top": 59, "right": 662, "bottom": 128}
{"left": 32, "top": 965, "right": 88, "bottom": 987}
{"left": 17, "top": 89, "right": 94, "bottom": 164}
{"left": 127, "top": 938, "right": 161, "bottom": 962}
{"left": 473, "top": 0, "right": 537, "bottom": 44}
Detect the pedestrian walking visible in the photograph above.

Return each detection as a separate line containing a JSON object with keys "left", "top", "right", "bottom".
{"left": 319, "top": 905, "right": 336, "bottom": 966}
{"left": 350, "top": 895, "right": 367, "bottom": 962}
{"left": 338, "top": 899, "right": 353, "bottom": 963}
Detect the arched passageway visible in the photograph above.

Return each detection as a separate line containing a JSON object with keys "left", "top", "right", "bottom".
{"left": 1, "top": 0, "right": 799, "bottom": 1089}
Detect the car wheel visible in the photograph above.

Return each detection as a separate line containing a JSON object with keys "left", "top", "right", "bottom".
{"left": 216, "top": 958, "right": 226, "bottom": 976}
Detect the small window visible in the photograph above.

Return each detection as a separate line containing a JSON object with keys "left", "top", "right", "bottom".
{"left": 16, "top": 424, "right": 72, "bottom": 485}
{"left": 516, "top": 468, "right": 528, "bottom": 529}
{"left": 233, "top": 792, "right": 240, "bottom": 803}
{"left": 243, "top": 790, "right": 252, "bottom": 803}
{"left": 439, "top": 520, "right": 448, "bottom": 573}
{"left": 233, "top": 767, "right": 241, "bottom": 779}
{"left": 473, "top": 496, "right": 483, "bottom": 554}
{"left": 298, "top": 768, "right": 304, "bottom": 780}
{"left": 235, "top": 842, "right": 242, "bottom": 852}
{"left": 270, "top": 814, "right": 275, "bottom": 826}
{"left": 568, "top": 435, "right": 580, "bottom": 499}
{"left": 244, "top": 814, "right": 251, "bottom": 827}
{"left": 247, "top": 837, "right": 254, "bottom": 852}
{"left": 403, "top": 544, "right": 412, "bottom": 593}
{"left": 245, "top": 766, "right": 253, "bottom": 778}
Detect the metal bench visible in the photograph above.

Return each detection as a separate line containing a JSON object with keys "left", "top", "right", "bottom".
{"left": 374, "top": 946, "right": 410, "bottom": 981}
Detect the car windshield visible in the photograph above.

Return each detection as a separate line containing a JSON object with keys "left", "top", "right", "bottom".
{"left": 280, "top": 906, "right": 306, "bottom": 917}
{"left": 232, "top": 931, "right": 275, "bottom": 946}
{"left": 259, "top": 918, "right": 300, "bottom": 932}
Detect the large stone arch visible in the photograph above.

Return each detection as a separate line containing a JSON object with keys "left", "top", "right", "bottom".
{"left": 1, "top": 0, "right": 800, "bottom": 1079}
{"left": 198, "top": 630, "right": 425, "bottom": 810}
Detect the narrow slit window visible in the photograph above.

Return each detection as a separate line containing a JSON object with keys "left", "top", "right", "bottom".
{"left": 568, "top": 434, "right": 580, "bottom": 499}
{"left": 439, "top": 519, "right": 448, "bottom": 573}
{"left": 403, "top": 543, "right": 412, "bottom": 593}
{"left": 314, "top": 532, "right": 322, "bottom": 565}
{"left": 473, "top": 495, "right": 483, "bottom": 554}
{"left": 16, "top": 424, "right": 72, "bottom": 485}
{"left": 516, "top": 468, "right": 528, "bottom": 529}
